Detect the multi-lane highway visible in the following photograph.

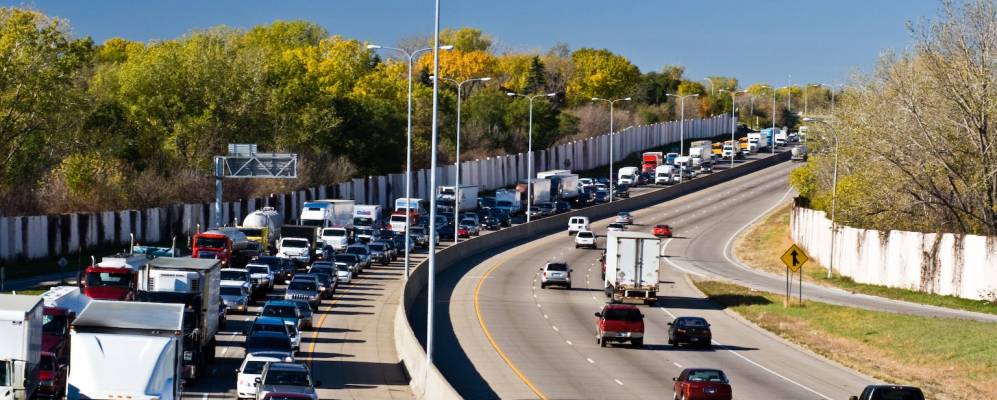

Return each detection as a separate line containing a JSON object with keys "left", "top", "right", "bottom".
{"left": 426, "top": 161, "right": 883, "bottom": 399}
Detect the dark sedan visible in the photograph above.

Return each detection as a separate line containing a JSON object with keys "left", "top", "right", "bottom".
{"left": 668, "top": 316, "right": 712, "bottom": 348}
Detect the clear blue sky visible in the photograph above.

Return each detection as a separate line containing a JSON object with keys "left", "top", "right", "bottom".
{"left": 6, "top": 0, "right": 940, "bottom": 86}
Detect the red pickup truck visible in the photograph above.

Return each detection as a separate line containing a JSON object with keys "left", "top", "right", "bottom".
{"left": 594, "top": 303, "right": 644, "bottom": 347}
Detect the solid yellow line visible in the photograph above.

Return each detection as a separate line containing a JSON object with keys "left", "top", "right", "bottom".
{"left": 474, "top": 245, "right": 549, "bottom": 400}
{"left": 307, "top": 292, "right": 339, "bottom": 367}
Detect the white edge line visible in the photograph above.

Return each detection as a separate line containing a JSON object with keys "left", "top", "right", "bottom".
{"left": 613, "top": 378, "right": 624, "bottom": 386}
{"left": 586, "top": 358, "right": 595, "bottom": 364}
{"left": 721, "top": 188, "right": 794, "bottom": 272}
{"left": 714, "top": 338, "right": 834, "bottom": 400}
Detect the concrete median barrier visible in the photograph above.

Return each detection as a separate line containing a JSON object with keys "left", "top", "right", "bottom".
{"left": 395, "top": 151, "right": 791, "bottom": 399}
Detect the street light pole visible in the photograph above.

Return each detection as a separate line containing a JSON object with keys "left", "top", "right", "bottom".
{"left": 703, "top": 78, "right": 714, "bottom": 96}
{"left": 804, "top": 117, "right": 839, "bottom": 280}
{"left": 433, "top": 75, "right": 492, "bottom": 242}
{"left": 508, "top": 92, "right": 557, "bottom": 222}
{"left": 366, "top": 43, "right": 453, "bottom": 278}
{"left": 666, "top": 94, "right": 699, "bottom": 156}
{"left": 426, "top": 0, "right": 441, "bottom": 365}
{"left": 719, "top": 89, "right": 746, "bottom": 168}
{"left": 592, "top": 97, "right": 632, "bottom": 201}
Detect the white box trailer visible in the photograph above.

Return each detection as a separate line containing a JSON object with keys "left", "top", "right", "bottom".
{"left": 300, "top": 199, "right": 355, "bottom": 229}
{"left": 136, "top": 257, "right": 220, "bottom": 381}
{"left": 352, "top": 205, "right": 383, "bottom": 229}
{"left": 516, "top": 179, "right": 551, "bottom": 204}
{"left": 604, "top": 232, "right": 660, "bottom": 304}
{"left": 536, "top": 169, "right": 572, "bottom": 179}
{"left": 0, "top": 295, "right": 43, "bottom": 400}
{"left": 67, "top": 300, "right": 184, "bottom": 400}
{"left": 437, "top": 185, "right": 479, "bottom": 212}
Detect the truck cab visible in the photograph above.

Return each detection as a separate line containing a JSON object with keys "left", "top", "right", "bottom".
{"left": 193, "top": 228, "right": 251, "bottom": 267}
{"left": 80, "top": 254, "right": 147, "bottom": 301}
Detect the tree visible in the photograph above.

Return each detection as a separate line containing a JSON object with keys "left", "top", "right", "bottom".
{"left": 566, "top": 48, "right": 640, "bottom": 104}
{"left": 0, "top": 8, "right": 94, "bottom": 190}
{"left": 439, "top": 27, "right": 492, "bottom": 52}
{"left": 525, "top": 56, "right": 546, "bottom": 93}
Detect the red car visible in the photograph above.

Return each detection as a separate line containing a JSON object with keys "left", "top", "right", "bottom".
{"left": 36, "top": 351, "right": 67, "bottom": 398}
{"left": 594, "top": 304, "right": 644, "bottom": 347}
{"left": 653, "top": 224, "right": 673, "bottom": 238}
{"left": 673, "top": 368, "right": 733, "bottom": 400}
{"left": 458, "top": 226, "right": 471, "bottom": 238}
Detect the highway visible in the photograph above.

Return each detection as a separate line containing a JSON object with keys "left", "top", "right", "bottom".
{"left": 426, "top": 161, "right": 879, "bottom": 399}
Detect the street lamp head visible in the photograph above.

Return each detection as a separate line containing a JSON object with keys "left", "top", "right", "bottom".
{"left": 803, "top": 117, "right": 817, "bottom": 122}
{"left": 480, "top": 77, "right": 492, "bottom": 81}
{"left": 439, "top": 45, "right": 454, "bottom": 51}
{"left": 591, "top": 97, "right": 603, "bottom": 101}
{"left": 622, "top": 97, "right": 632, "bottom": 101}
{"left": 366, "top": 44, "right": 382, "bottom": 50}
{"left": 546, "top": 93, "right": 557, "bottom": 97}
{"left": 690, "top": 94, "right": 699, "bottom": 97}
{"left": 507, "top": 92, "right": 517, "bottom": 97}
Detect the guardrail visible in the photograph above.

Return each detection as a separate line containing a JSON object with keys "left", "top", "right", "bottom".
{"left": 395, "top": 151, "right": 792, "bottom": 399}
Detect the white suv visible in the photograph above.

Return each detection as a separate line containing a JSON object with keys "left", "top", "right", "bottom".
{"left": 540, "top": 262, "right": 572, "bottom": 289}
{"left": 574, "top": 230, "right": 596, "bottom": 249}
{"left": 568, "top": 216, "right": 590, "bottom": 235}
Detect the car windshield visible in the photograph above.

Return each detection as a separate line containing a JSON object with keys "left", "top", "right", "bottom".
{"left": 687, "top": 370, "right": 727, "bottom": 383}
{"left": 252, "top": 323, "right": 286, "bottom": 335}
{"left": 253, "top": 257, "right": 281, "bottom": 268}
{"left": 368, "top": 243, "right": 385, "bottom": 251}
{"left": 288, "top": 281, "right": 316, "bottom": 291}
{"left": 390, "top": 215, "right": 407, "bottom": 222}
{"left": 677, "top": 318, "right": 708, "bottom": 327}
{"left": 42, "top": 314, "right": 68, "bottom": 336}
{"left": 85, "top": 271, "right": 131, "bottom": 288}
{"left": 323, "top": 229, "right": 346, "bottom": 237}
{"left": 221, "top": 270, "right": 248, "bottom": 281}
{"left": 334, "top": 254, "right": 357, "bottom": 263}
{"left": 195, "top": 237, "right": 227, "bottom": 249}
{"left": 602, "top": 308, "right": 642, "bottom": 321}
{"left": 870, "top": 388, "right": 924, "bottom": 400}
{"left": 239, "top": 228, "right": 263, "bottom": 237}
{"left": 293, "top": 302, "right": 312, "bottom": 316}
{"left": 221, "top": 286, "right": 244, "bottom": 296}
{"left": 264, "top": 369, "right": 311, "bottom": 386}
{"left": 283, "top": 239, "right": 309, "bottom": 248}
{"left": 546, "top": 263, "right": 568, "bottom": 272}
{"left": 410, "top": 227, "right": 425, "bottom": 235}
{"left": 347, "top": 247, "right": 368, "bottom": 255}
{"left": 497, "top": 201, "right": 512, "bottom": 207}
{"left": 262, "top": 305, "right": 297, "bottom": 319}
{"left": 39, "top": 354, "right": 54, "bottom": 371}
{"left": 248, "top": 266, "right": 269, "bottom": 275}
{"left": 460, "top": 219, "right": 475, "bottom": 225}
{"left": 242, "top": 360, "right": 267, "bottom": 375}
{"left": 578, "top": 232, "right": 594, "bottom": 238}
{"left": 310, "top": 266, "right": 333, "bottom": 275}
{"left": 246, "top": 335, "right": 290, "bottom": 351}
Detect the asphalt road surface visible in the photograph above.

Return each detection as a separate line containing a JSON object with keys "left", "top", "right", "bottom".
{"left": 427, "top": 160, "right": 886, "bottom": 400}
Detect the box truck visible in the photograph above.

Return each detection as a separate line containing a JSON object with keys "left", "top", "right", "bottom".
{"left": 604, "top": 232, "right": 660, "bottom": 305}
{"left": 437, "top": 185, "right": 479, "bottom": 212}
{"left": 494, "top": 189, "right": 522, "bottom": 215}
{"left": 299, "top": 199, "right": 354, "bottom": 230}
{"left": 516, "top": 179, "right": 551, "bottom": 205}
{"left": 641, "top": 152, "right": 664, "bottom": 173}
{"left": 0, "top": 295, "right": 42, "bottom": 400}
{"left": 352, "top": 205, "right": 383, "bottom": 229}
{"left": 67, "top": 300, "right": 184, "bottom": 400}
{"left": 136, "top": 257, "right": 220, "bottom": 381}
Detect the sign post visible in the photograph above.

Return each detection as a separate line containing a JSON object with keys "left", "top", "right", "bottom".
{"left": 780, "top": 244, "right": 809, "bottom": 307}
{"left": 213, "top": 144, "right": 298, "bottom": 228}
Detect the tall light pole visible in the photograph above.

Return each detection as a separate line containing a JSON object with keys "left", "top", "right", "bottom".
{"left": 425, "top": 0, "right": 442, "bottom": 365}
{"left": 703, "top": 78, "right": 714, "bottom": 96}
{"left": 804, "top": 117, "right": 839, "bottom": 280}
{"left": 666, "top": 94, "right": 698, "bottom": 155}
{"left": 787, "top": 74, "right": 793, "bottom": 112}
{"left": 719, "top": 89, "right": 746, "bottom": 168}
{"left": 432, "top": 75, "right": 492, "bottom": 242}
{"left": 508, "top": 91, "right": 557, "bottom": 222}
{"left": 592, "top": 97, "right": 632, "bottom": 201}
{"left": 366, "top": 42, "right": 453, "bottom": 278}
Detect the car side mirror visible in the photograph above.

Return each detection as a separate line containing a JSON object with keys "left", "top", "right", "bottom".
{"left": 235, "top": 368, "right": 241, "bottom": 374}
{"left": 672, "top": 377, "right": 677, "bottom": 381}
{"left": 569, "top": 269, "right": 574, "bottom": 273}
{"left": 667, "top": 322, "right": 672, "bottom": 326}
{"left": 315, "top": 380, "right": 323, "bottom": 387}
{"left": 254, "top": 377, "right": 262, "bottom": 384}
{"left": 594, "top": 312, "right": 601, "bottom": 317}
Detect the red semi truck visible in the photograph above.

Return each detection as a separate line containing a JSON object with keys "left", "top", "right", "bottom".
{"left": 79, "top": 253, "right": 147, "bottom": 301}
{"left": 642, "top": 152, "right": 664, "bottom": 173}
{"left": 192, "top": 227, "right": 252, "bottom": 267}
{"left": 40, "top": 286, "right": 91, "bottom": 360}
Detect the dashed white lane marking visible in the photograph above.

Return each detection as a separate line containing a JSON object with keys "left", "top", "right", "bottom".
{"left": 566, "top": 340, "right": 573, "bottom": 345}
{"left": 537, "top": 304, "right": 542, "bottom": 308}
{"left": 587, "top": 358, "right": 595, "bottom": 364}
{"left": 543, "top": 314, "right": 549, "bottom": 319}
{"left": 673, "top": 362, "right": 683, "bottom": 368}
{"left": 614, "top": 378, "right": 624, "bottom": 386}
{"left": 552, "top": 325, "right": 559, "bottom": 332}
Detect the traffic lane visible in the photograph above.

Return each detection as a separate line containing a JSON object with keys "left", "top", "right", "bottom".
{"left": 448, "top": 155, "right": 871, "bottom": 399}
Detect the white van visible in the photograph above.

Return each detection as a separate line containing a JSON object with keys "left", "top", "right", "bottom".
{"left": 567, "top": 216, "right": 590, "bottom": 235}
{"left": 655, "top": 165, "right": 675, "bottom": 185}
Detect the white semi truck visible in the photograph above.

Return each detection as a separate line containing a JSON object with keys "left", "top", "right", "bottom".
{"left": 604, "top": 232, "right": 660, "bottom": 305}
{"left": 136, "top": 257, "right": 221, "bottom": 381}
{"left": 67, "top": 300, "right": 184, "bottom": 400}
{"left": 299, "top": 199, "right": 355, "bottom": 230}
{"left": 0, "top": 295, "right": 43, "bottom": 400}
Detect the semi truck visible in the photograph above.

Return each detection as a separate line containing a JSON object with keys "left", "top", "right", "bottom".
{"left": 494, "top": 189, "right": 522, "bottom": 215}
{"left": 136, "top": 257, "right": 220, "bottom": 381}
{"left": 516, "top": 178, "right": 551, "bottom": 205}
{"left": 79, "top": 253, "right": 147, "bottom": 301}
{"left": 537, "top": 170, "right": 579, "bottom": 200}
{"left": 67, "top": 300, "right": 184, "bottom": 400}
{"left": 353, "top": 205, "right": 383, "bottom": 229}
{"left": 437, "top": 185, "right": 479, "bottom": 212}
{"left": 641, "top": 152, "right": 664, "bottom": 173}
{"left": 239, "top": 207, "right": 283, "bottom": 254}
{"left": 192, "top": 227, "right": 251, "bottom": 267}
{"left": 0, "top": 295, "right": 43, "bottom": 400}
{"left": 604, "top": 232, "right": 660, "bottom": 305}
{"left": 688, "top": 140, "right": 714, "bottom": 173}
{"left": 299, "top": 199, "right": 354, "bottom": 230}
{"left": 40, "top": 286, "right": 91, "bottom": 360}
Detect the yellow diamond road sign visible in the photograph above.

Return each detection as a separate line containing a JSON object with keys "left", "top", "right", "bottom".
{"left": 781, "top": 244, "right": 809, "bottom": 272}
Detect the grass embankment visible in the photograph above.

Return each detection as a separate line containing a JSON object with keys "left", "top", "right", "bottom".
{"left": 695, "top": 280, "right": 997, "bottom": 400}
{"left": 735, "top": 203, "right": 997, "bottom": 316}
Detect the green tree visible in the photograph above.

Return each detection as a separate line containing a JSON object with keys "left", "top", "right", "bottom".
{"left": 566, "top": 48, "right": 640, "bottom": 104}
{"left": 525, "top": 56, "right": 546, "bottom": 93}
{"left": 439, "top": 27, "right": 492, "bottom": 52}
